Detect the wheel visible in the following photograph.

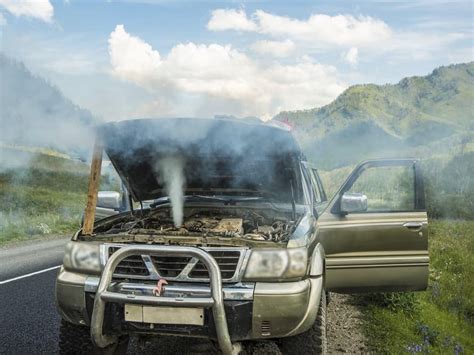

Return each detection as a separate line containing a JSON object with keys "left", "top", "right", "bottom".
{"left": 278, "top": 290, "right": 327, "bottom": 355}
{"left": 58, "top": 320, "right": 129, "bottom": 355}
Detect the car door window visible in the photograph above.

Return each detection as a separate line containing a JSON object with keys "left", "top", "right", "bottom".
{"left": 346, "top": 165, "right": 415, "bottom": 212}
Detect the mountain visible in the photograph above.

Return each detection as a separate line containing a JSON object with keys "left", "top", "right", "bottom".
{"left": 0, "top": 54, "right": 97, "bottom": 158}
{"left": 274, "top": 62, "right": 474, "bottom": 168}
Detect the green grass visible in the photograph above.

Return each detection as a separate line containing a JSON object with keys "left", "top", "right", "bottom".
{"left": 360, "top": 220, "right": 474, "bottom": 354}
{"left": 0, "top": 148, "right": 130, "bottom": 245}
{"left": 0, "top": 212, "right": 83, "bottom": 243}
{"left": 0, "top": 149, "right": 89, "bottom": 244}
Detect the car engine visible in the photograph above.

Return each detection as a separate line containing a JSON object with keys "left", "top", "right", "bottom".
{"left": 98, "top": 209, "right": 295, "bottom": 243}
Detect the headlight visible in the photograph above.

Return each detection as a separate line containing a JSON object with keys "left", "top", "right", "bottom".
{"left": 244, "top": 248, "right": 307, "bottom": 280}
{"left": 63, "top": 241, "right": 101, "bottom": 274}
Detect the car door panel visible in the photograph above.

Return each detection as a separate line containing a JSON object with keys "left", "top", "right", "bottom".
{"left": 317, "top": 159, "right": 429, "bottom": 293}
{"left": 319, "top": 211, "right": 428, "bottom": 292}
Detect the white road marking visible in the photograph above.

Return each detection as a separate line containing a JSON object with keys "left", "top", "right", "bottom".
{"left": 0, "top": 265, "right": 61, "bottom": 285}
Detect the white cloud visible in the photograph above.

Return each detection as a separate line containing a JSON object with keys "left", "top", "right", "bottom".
{"left": 208, "top": 9, "right": 392, "bottom": 48}
{"left": 252, "top": 39, "right": 295, "bottom": 57}
{"left": 108, "top": 25, "right": 346, "bottom": 119}
{"left": 109, "top": 24, "right": 256, "bottom": 99}
{"left": 207, "top": 8, "right": 468, "bottom": 63}
{"left": 255, "top": 11, "right": 392, "bottom": 48}
{"left": 0, "top": 0, "right": 53, "bottom": 23}
{"left": 207, "top": 9, "right": 257, "bottom": 32}
{"left": 344, "top": 47, "right": 358, "bottom": 65}
{"left": 108, "top": 24, "right": 162, "bottom": 88}
{"left": 0, "top": 12, "right": 6, "bottom": 26}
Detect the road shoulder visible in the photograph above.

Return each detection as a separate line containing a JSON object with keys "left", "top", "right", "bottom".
{"left": 0, "top": 233, "right": 70, "bottom": 249}
{"left": 327, "top": 293, "right": 369, "bottom": 354}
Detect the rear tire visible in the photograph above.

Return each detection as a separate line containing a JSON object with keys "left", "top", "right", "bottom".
{"left": 278, "top": 290, "right": 327, "bottom": 355}
{"left": 58, "top": 320, "right": 128, "bottom": 355}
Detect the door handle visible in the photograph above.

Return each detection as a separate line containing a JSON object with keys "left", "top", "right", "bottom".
{"left": 403, "top": 222, "right": 423, "bottom": 232}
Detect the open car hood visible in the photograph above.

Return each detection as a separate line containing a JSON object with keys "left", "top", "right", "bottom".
{"left": 98, "top": 118, "right": 303, "bottom": 202}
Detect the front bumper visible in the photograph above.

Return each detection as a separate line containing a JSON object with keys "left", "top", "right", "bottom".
{"left": 56, "top": 246, "right": 322, "bottom": 353}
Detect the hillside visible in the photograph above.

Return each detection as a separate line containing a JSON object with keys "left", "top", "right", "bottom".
{"left": 275, "top": 62, "right": 474, "bottom": 168}
{"left": 0, "top": 54, "right": 96, "bottom": 158}
{"left": 0, "top": 146, "right": 122, "bottom": 244}
{"left": 0, "top": 149, "right": 89, "bottom": 243}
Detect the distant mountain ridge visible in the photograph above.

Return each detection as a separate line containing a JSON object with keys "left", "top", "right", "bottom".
{"left": 0, "top": 54, "right": 97, "bottom": 158}
{"left": 274, "top": 62, "right": 474, "bottom": 168}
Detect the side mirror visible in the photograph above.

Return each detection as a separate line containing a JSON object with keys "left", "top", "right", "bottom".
{"left": 340, "top": 192, "right": 368, "bottom": 214}
{"left": 97, "top": 191, "right": 122, "bottom": 210}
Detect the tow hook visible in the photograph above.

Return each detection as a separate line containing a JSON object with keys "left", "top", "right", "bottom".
{"left": 152, "top": 279, "right": 168, "bottom": 296}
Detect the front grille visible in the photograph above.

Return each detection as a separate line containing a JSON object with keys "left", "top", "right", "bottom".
{"left": 150, "top": 256, "right": 192, "bottom": 278}
{"left": 108, "top": 246, "right": 149, "bottom": 276}
{"left": 189, "top": 250, "right": 241, "bottom": 280}
{"left": 104, "top": 245, "right": 247, "bottom": 282}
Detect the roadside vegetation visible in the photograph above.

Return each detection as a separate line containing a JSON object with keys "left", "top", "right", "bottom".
{"left": 359, "top": 220, "right": 474, "bottom": 354}
{"left": 0, "top": 147, "right": 122, "bottom": 245}
{"left": 0, "top": 149, "right": 89, "bottom": 244}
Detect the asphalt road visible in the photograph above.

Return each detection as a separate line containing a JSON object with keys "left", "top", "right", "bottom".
{"left": 0, "top": 238, "right": 226, "bottom": 355}
{"left": 0, "top": 238, "right": 244, "bottom": 355}
{"left": 0, "top": 238, "right": 69, "bottom": 354}
{"left": 0, "top": 238, "right": 271, "bottom": 354}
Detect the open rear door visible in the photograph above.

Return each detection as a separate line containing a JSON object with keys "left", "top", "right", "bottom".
{"left": 318, "top": 159, "right": 429, "bottom": 293}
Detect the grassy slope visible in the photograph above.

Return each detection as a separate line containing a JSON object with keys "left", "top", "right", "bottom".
{"left": 275, "top": 62, "right": 474, "bottom": 139}
{"left": 361, "top": 220, "right": 474, "bottom": 354}
{"left": 0, "top": 148, "right": 89, "bottom": 243}
{"left": 274, "top": 62, "right": 474, "bottom": 169}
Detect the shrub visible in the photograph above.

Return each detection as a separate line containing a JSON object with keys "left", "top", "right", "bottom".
{"left": 356, "top": 292, "right": 419, "bottom": 314}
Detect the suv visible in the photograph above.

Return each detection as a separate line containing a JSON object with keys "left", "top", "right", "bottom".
{"left": 56, "top": 118, "right": 429, "bottom": 354}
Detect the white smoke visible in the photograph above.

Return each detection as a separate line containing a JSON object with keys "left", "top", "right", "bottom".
{"left": 155, "top": 156, "right": 186, "bottom": 227}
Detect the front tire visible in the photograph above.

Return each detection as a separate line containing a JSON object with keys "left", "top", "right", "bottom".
{"left": 58, "top": 320, "right": 128, "bottom": 355}
{"left": 279, "top": 290, "right": 327, "bottom": 355}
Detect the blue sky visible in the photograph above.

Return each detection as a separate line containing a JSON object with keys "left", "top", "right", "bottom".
{"left": 0, "top": 0, "right": 472, "bottom": 121}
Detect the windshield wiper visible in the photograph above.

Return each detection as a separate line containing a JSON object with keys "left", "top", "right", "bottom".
{"left": 186, "top": 195, "right": 233, "bottom": 204}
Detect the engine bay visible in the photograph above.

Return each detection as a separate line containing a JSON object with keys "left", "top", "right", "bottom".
{"left": 94, "top": 208, "right": 296, "bottom": 243}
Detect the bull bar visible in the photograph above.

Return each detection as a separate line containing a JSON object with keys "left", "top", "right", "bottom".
{"left": 90, "top": 245, "right": 235, "bottom": 355}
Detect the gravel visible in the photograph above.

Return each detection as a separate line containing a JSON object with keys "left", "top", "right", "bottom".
{"left": 327, "top": 293, "right": 369, "bottom": 354}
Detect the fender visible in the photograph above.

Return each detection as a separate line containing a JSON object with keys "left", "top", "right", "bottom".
{"left": 284, "top": 243, "right": 325, "bottom": 337}
{"left": 309, "top": 243, "right": 325, "bottom": 277}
